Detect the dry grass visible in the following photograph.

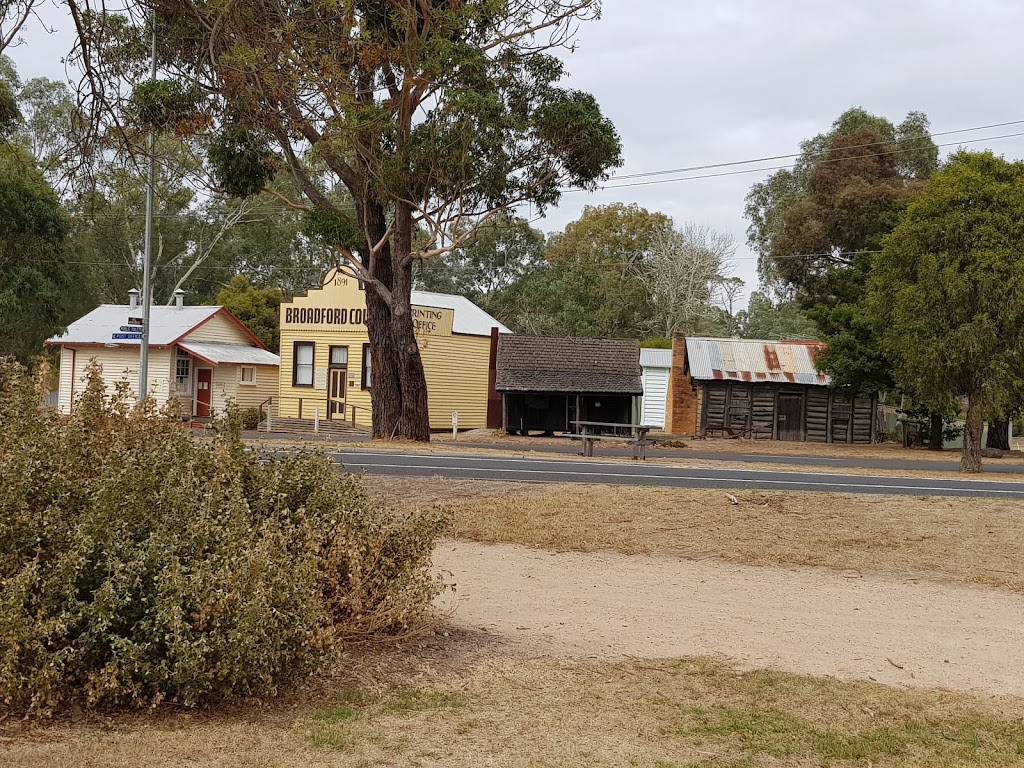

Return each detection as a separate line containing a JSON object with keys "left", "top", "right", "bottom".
{"left": 7, "top": 656, "right": 1024, "bottom": 767}
{"left": 367, "top": 477, "right": 1024, "bottom": 593}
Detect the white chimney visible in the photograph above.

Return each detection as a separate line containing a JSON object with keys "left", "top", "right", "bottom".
{"left": 128, "top": 289, "right": 140, "bottom": 310}
{"left": 174, "top": 289, "right": 185, "bottom": 309}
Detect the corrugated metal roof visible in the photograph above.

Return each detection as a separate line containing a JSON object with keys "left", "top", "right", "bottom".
{"left": 685, "top": 337, "right": 829, "bottom": 386}
{"left": 411, "top": 290, "right": 511, "bottom": 336}
{"left": 47, "top": 304, "right": 223, "bottom": 347}
{"left": 639, "top": 348, "right": 672, "bottom": 369}
{"left": 178, "top": 341, "right": 280, "bottom": 367}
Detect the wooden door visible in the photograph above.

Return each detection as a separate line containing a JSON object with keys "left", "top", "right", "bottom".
{"left": 776, "top": 393, "right": 804, "bottom": 442}
{"left": 196, "top": 369, "right": 213, "bottom": 417}
{"left": 327, "top": 368, "right": 347, "bottom": 419}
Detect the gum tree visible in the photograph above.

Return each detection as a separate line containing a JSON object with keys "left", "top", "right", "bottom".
{"left": 67, "top": 0, "right": 622, "bottom": 440}
{"left": 868, "top": 151, "right": 1024, "bottom": 472}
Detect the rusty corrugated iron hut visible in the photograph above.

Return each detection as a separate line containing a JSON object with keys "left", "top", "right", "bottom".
{"left": 667, "top": 337, "right": 876, "bottom": 443}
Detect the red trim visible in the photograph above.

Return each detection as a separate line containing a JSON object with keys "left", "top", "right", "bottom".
{"left": 169, "top": 307, "right": 268, "bottom": 350}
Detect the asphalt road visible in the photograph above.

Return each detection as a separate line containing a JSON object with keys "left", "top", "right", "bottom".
{"left": 329, "top": 449, "right": 1024, "bottom": 499}
{"left": 447, "top": 440, "right": 1024, "bottom": 475}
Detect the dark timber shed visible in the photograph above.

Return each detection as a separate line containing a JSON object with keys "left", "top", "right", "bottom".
{"left": 667, "top": 337, "right": 876, "bottom": 443}
{"left": 495, "top": 336, "right": 642, "bottom": 435}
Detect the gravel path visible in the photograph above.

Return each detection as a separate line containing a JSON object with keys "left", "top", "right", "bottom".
{"left": 435, "top": 540, "right": 1024, "bottom": 697}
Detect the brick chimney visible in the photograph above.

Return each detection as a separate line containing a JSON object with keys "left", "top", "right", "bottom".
{"left": 665, "top": 334, "right": 699, "bottom": 436}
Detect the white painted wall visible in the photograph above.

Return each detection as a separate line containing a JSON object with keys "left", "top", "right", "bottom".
{"left": 640, "top": 365, "right": 669, "bottom": 428}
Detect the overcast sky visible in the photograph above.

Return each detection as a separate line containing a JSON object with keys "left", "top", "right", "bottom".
{"left": 8, "top": 0, "right": 1024, "bottom": 306}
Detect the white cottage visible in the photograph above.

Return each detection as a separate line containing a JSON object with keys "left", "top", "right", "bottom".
{"left": 638, "top": 348, "right": 671, "bottom": 429}
{"left": 46, "top": 290, "right": 280, "bottom": 418}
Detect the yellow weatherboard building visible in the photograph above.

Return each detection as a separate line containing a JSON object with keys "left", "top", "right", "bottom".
{"left": 277, "top": 269, "right": 510, "bottom": 430}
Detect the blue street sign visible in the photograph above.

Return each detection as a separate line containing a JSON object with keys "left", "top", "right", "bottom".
{"left": 111, "top": 333, "right": 144, "bottom": 340}
{"left": 119, "top": 325, "right": 144, "bottom": 332}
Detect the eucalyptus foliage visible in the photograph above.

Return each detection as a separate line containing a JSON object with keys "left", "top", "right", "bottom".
{"left": 868, "top": 151, "right": 1024, "bottom": 472}
{"left": 68, "top": 0, "right": 622, "bottom": 440}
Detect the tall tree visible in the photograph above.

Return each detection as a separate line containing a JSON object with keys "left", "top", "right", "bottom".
{"left": 216, "top": 275, "right": 283, "bottom": 352}
{"left": 0, "top": 143, "right": 84, "bottom": 362}
{"left": 69, "top": 0, "right": 622, "bottom": 441}
{"left": 745, "top": 108, "right": 941, "bottom": 406}
{"left": 746, "top": 107, "right": 939, "bottom": 303}
{"left": 868, "top": 151, "right": 1024, "bottom": 473}
{"left": 733, "top": 292, "right": 819, "bottom": 341}
{"left": 635, "top": 222, "right": 736, "bottom": 338}
{"left": 543, "top": 203, "right": 671, "bottom": 337}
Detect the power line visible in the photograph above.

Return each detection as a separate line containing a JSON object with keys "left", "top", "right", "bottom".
{"left": 601, "top": 119, "right": 1024, "bottom": 183}
{"left": 564, "top": 129, "right": 1024, "bottom": 192}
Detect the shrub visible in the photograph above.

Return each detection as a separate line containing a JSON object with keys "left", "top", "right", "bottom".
{"left": 0, "top": 359, "right": 449, "bottom": 716}
{"left": 239, "top": 406, "right": 261, "bottom": 430}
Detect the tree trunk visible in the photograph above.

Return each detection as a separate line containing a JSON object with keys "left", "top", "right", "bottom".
{"left": 961, "top": 393, "right": 984, "bottom": 473}
{"left": 355, "top": 200, "right": 432, "bottom": 442}
{"left": 987, "top": 418, "right": 1010, "bottom": 451}
{"left": 390, "top": 261, "right": 431, "bottom": 441}
{"left": 361, "top": 201, "right": 403, "bottom": 440}
{"left": 928, "top": 413, "right": 943, "bottom": 451}
{"left": 388, "top": 202, "right": 430, "bottom": 441}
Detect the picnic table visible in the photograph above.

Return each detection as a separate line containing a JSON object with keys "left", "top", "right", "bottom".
{"left": 568, "top": 420, "right": 656, "bottom": 460}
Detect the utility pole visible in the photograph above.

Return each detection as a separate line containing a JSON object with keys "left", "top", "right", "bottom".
{"left": 139, "top": 13, "right": 157, "bottom": 399}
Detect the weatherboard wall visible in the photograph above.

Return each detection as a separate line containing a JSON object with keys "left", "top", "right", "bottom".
{"left": 277, "top": 269, "right": 499, "bottom": 430}
{"left": 640, "top": 365, "right": 669, "bottom": 428}
{"left": 184, "top": 312, "right": 255, "bottom": 345}
{"left": 57, "top": 346, "right": 175, "bottom": 414}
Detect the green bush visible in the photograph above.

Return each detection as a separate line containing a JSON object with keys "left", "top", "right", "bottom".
{"left": 0, "top": 359, "right": 449, "bottom": 716}
{"left": 239, "top": 406, "right": 261, "bottom": 430}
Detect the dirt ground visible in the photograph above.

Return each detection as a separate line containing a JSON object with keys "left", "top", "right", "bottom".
{"left": 373, "top": 477, "right": 1024, "bottom": 698}
{"left": 434, "top": 539, "right": 1024, "bottom": 698}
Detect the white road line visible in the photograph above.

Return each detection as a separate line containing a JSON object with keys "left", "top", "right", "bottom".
{"left": 331, "top": 451, "right": 1021, "bottom": 488}
{"left": 341, "top": 461, "right": 1024, "bottom": 495}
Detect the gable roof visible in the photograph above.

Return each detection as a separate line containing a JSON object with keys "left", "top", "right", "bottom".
{"left": 46, "top": 304, "right": 267, "bottom": 350}
{"left": 685, "top": 337, "right": 829, "bottom": 386}
{"left": 495, "top": 336, "right": 642, "bottom": 394}
{"left": 410, "top": 290, "right": 511, "bottom": 336}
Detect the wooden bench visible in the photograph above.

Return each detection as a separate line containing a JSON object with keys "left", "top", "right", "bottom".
{"left": 567, "top": 421, "right": 656, "bottom": 460}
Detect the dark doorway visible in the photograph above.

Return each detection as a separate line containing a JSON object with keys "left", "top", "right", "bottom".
{"left": 776, "top": 394, "right": 803, "bottom": 441}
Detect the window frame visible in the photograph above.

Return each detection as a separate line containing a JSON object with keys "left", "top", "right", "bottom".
{"left": 174, "top": 348, "right": 192, "bottom": 395}
{"left": 292, "top": 341, "right": 315, "bottom": 388}
{"left": 361, "top": 343, "right": 372, "bottom": 390}
{"left": 328, "top": 345, "right": 349, "bottom": 368}
{"left": 240, "top": 366, "right": 257, "bottom": 386}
